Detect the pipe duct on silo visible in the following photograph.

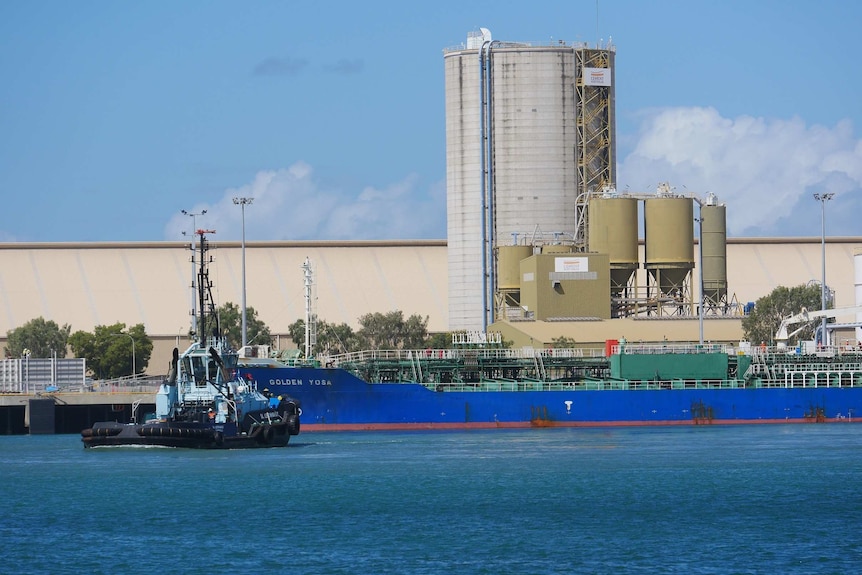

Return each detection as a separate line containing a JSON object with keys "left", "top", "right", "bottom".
{"left": 644, "top": 197, "right": 694, "bottom": 294}
{"left": 855, "top": 248, "right": 862, "bottom": 344}
{"left": 588, "top": 196, "right": 638, "bottom": 292}
{"left": 701, "top": 203, "right": 728, "bottom": 305}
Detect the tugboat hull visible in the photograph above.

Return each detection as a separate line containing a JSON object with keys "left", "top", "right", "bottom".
{"left": 81, "top": 420, "right": 292, "bottom": 449}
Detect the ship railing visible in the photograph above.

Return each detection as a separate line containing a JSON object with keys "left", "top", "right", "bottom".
{"left": 2, "top": 373, "right": 164, "bottom": 395}
{"left": 779, "top": 362, "right": 862, "bottom": 388}
{"left": 430, "top": 378, "right": 747, "bottom": 392}
{"left": 325, "top": 347, "right": 602, "bottom": 367}
{"left": 612, "top": 343, "right": 733, "bottom": 355}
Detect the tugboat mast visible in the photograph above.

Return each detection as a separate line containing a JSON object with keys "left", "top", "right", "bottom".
{"left": 196, "top": 229, "right": 217, "bottom": 348}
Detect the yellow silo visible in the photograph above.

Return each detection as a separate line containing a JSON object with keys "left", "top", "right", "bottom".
{"left": 701, "top": 200, "right": 728, "bottom": 305}
{"left": 644, "top": 197, "right": 694, "bottom": 295}
{"left": 587, "top": 196, "right": 638, "bottom": 292}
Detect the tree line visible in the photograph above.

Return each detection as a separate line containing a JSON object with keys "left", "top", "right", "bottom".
{"left": 286, "top": 310, "right": 448, "bottom": 356}
{"left": 2, "top": 283, "right": 824, "bottom": 377}
{"left": 2, "top": 305, "right": 442, "bottom": 378}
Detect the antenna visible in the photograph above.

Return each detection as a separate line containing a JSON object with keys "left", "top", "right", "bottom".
{"left": 596, "top": 0, "right": 600, "bottom": 48}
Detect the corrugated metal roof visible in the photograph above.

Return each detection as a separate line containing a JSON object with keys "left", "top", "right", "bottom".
{"left": 0, "top": 240, "right": 448, "bottom": 336}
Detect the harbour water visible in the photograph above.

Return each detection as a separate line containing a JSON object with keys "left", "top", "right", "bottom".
{"left": 2, "top": 425, "right": 861, "bottom": 574}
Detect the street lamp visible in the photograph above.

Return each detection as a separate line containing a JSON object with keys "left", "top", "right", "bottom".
{"left": 181, "top": 209, "right": 207, "bottom": 337}
{"left": 109, "top": 332, "right": 136, "bottom": 378}
{"left": 233, "top": 197, "right": 254, "bottom": 349}
{"left": 695, "top": 210, "right": 704, "bottom": 346}
{"left": 814, "top": 193, "right": 834, "bottom": 346}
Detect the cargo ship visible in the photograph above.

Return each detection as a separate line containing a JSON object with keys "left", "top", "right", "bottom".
{"left": 237, "top": 341, "right": 862, "bottom": 430}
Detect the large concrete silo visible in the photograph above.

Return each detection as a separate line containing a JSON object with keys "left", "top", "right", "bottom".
{"left": 444, "top": 29, "right": 616, "bottom": 330}
{"left": 855, "top": 248, "right": 862, "bottom": 344}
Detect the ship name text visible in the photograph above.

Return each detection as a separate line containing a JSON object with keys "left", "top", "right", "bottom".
{"left": 269, "top": 378, "right": 332, "bottom": 387}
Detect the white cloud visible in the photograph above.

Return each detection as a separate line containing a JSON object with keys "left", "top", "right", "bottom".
{"left": 163, "top": 162, "right": 446, "bottom": 241}
{"left": 619, "top": 107, "right": 862, "bottom": 236}
{"left": 161, "top": 108, "right": 861, "bottom": 243}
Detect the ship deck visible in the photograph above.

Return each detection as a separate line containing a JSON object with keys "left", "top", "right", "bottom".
{"left": 325, "top": 344, "right": 862, "bottom": 391}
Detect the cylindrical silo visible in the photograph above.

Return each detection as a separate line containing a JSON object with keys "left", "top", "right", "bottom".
{"left": 855, "top": 248, "right": 862, "bottom": 344}
{"left": 444, "top": 31, "right": 486, "bottom": 331}
{"left": 644, "top": 197, "right": 694, "bottom": 295}
{"left": 444, "top": 29, "right": 615, "bottom": 330}
{"left": 701, "top": 202, "right": 727, "bottom": 305}
{"left": 588, "top": 196, "right": 638, "bottom": 292}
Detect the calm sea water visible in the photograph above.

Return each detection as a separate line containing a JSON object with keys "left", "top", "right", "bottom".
{"left": 2, "top": 425, "right": 861, "bottom": 575}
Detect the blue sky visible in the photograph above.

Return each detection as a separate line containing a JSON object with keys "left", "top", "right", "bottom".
{"left": 1, "top": 0, "right": 860, "bottom": 242}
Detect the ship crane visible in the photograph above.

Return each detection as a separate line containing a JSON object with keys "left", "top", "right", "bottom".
{"left": 774, "top": 305, "right": 862, "bottom": 347}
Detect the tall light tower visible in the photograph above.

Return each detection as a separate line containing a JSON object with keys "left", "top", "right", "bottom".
{"left": 814, "top": 192, "right": 834, "bottom": 346}
{"left": 695, "top": 206, "right": 705, "bottom": 345}
{"left": 233, "top": 197, "right": 254, "bottom": 349}
{"left": 181, "top": 209, "right": 207, "bottom": 337}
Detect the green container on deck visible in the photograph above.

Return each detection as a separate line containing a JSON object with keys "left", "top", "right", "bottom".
{"left": 611, "top": 352, "right": 729, "bottom": 380}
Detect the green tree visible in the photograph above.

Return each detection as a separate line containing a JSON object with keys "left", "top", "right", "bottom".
{"left": 742, "top": 284, "right": 824, "bottom": 345}
{"left": 550, "top": 336, "right": 578, "bottom": 348}
{"left": 425, "top": 332, "right": 453, "bottom": 349}
{"left": 287, "top": 318, "right": 305, "bottom": 352}
{"left": 69, "top": 323, "right": 153, "bottom": 378}
{"left": 288, "top": 317, "right": 358, "bottom": 356}
{"left": 215, "top": 302, "right": 272, "bottom": 350}
{"left": 288, "top": 312, "right": 430, "bottom": 355}
{"left": 357, "top": 311, "right": 429, "bottom": 350}
{"left": 317, "top": 320, "right": 359, "bottom": 355}
{"left": 5, "top": 317, "right": 71, "bottom": 358}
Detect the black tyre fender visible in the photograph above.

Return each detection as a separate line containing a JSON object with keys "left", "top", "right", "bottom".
{"left": 287, "top": 414, "right": 300, "bottom": 436}
{"left": 262, "top": 425, "right": 274, "bottom": 444}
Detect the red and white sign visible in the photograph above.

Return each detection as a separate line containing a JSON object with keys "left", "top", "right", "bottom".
{"left": 555, "top": 257, "right": 589, "bottom": 273}
{"left": 584, "top": 67, "right": 611, "bottom": 86}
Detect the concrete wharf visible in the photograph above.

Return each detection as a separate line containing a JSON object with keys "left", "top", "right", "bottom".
{"left": 0, "top": 372, "right": 160, "bottom": 435}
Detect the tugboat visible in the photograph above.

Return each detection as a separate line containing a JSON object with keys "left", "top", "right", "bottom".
{"left": 81, "top": 229, "right": 300, "bottom": 448}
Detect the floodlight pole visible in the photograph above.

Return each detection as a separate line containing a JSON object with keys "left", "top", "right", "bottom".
{"left": 233, "top": 197, "right": 254, "bottom": 349}
{"left": 814, "top": 193, "right": 834, "bottom": 346}
{"left": 697, "top": 209, "right": 704, "bottom": 345}
{"left": 692, "top": 196, "right": 705, "bottom": 346}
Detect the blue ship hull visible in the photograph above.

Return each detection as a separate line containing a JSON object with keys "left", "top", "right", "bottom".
{"left": 240, "top": 360, "right": 862, "bottom": 430}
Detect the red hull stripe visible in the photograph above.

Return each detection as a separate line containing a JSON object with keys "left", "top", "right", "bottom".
{"left": 299, "top": 417, "right": 862, "bottom": 432}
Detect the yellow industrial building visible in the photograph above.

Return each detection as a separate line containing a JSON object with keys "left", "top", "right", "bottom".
{"left": 1, "top": 237, "right": 860, "bottom": 374}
